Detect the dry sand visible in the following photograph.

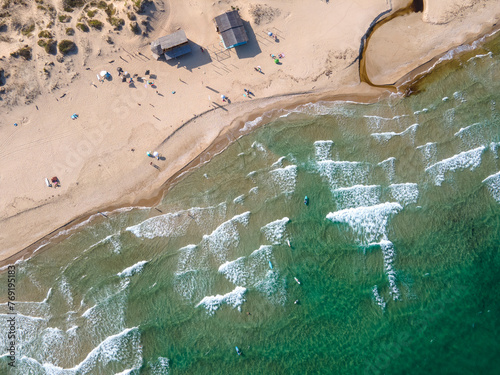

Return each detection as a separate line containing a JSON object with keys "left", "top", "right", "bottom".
{"left": 0, "top": 0, "right": 499, "bottom": 265}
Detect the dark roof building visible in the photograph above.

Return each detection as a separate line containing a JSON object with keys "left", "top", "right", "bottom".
{"left": 150, "top": 30, "right": 192, "bottom": 60}
{"left": 214, "top": 10, "right": 248, "bottom": 49}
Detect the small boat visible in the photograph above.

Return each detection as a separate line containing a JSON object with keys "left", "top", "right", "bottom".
{"left": 304, "top": 196, "right": 309, "bottom": 206}
{"left": 287, "top": 239, "right": 291, "bottom": 248}
{"left": 269, "top": 261, "right": 273, "bottom": 270}
{"left": 294, "top": 277, "right": 301, "bottom": 285}
{"left": 235, "top": 346, "right": 242, "bottom": 356}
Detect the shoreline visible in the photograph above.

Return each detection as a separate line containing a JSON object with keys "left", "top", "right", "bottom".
{"left": 1, "top": 0, "right": 499, "bottom": 267}
{"left": 0, "top": 83, "right": 390, "bottom": 269}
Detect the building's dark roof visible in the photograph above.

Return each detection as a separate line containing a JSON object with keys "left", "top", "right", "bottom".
{"left": 220, "top": 26, "right": 248, "bottom": 48}
{"left": 164, "top": 44, "right": 192, "bottom": 60}
{"left": 214, "top": 10, "right": 244, "bottom": 33}
{"left": 151, "top": 30, "right": 188, "bottom": 53}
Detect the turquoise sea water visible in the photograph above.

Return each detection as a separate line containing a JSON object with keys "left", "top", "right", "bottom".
{"left": 1, "top": 34, "right": 500, "bottom": 374}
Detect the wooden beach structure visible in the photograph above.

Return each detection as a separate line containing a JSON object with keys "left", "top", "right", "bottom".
{"left": 150, "top": 30, "right": 192, "bottom": 60}
{"left": 214, "top": 10, "right": 248, "bottom": 49}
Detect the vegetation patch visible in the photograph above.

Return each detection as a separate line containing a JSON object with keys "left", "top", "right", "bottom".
{"left": 88, "top": 19, "right": 103, "bottom": 30}
{"left": 127, "top": 12, "right": 135, "bottom": 21}
{"left": 130, "top": 21, "right": 140, "bottom": 34}
{"left": 10, "top": 45, "right": 32, "bottom": 60}
{"left": 97, "top": 1, "right": 107, "bottom": 9}
{"left": 108, "top": 16, "right": 123, "bottom": 28}
{"left": 37, "top": 38, "right": 47, "bottom": 47}
{"left": 62, "top": 0, "right": 86, "bottom": 9}
{"left": 65, "top": 27, "right": 74, "bottom": 35}
{"left": 58, "top": 39, "right": 75, "bottom": 54}
{"left": 58, "top": 14, "right": 72, "bottom": 23}
{"left": 87, "top": 9, "right": 97, "bottom": 17}
{"left": 20, "top": 22, "right": 34, "bottom": 35}
{"left": 45, "top": 39, "right": 56, "bottom": 54}
{"left": 38, "top": 29, "right": 52, "bottom": 38}
{"left": 76, "top": 22, "right": 89, "bottom": 32}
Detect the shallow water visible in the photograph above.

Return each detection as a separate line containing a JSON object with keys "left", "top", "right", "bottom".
{"left": 1, "top": 34, "right": 500, "bottom": 374}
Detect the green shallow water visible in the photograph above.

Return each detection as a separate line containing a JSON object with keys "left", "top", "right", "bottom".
{"left": 1, "top": 34, "right": 500, "bottom": 375}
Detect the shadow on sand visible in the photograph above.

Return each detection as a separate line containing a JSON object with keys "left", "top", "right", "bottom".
{"left": 235, "top": 20, "right": 262, "bottom": 59}
{"left": 164, "top": 41, "right": 213, "bottom": 72}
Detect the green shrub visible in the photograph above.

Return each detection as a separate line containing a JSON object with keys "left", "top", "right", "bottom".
{"left": 130, "top": 21, "right": 140, "bottom": 34}
{"left": 97, "top": 1, "right": 107, "bottom": 9}
{"left": 76, "top": 22, "right": 89, "bottom": 32}
{"left": 21, "top": 23, "right": 34, "bottom": 35}
{"left": 46, "top": 20, "right": 53, "bottom": 28}
{"left": 58, "top": 39, "right": 75, "bottom": 54}
{"left": 11, "top": 45, "right": 32, "bottom": 60}
{"left": 87, "top": 9, "right": 97, "bottom": 17}
{"left": 62, "top": 0, "right": 86, "bottom": 9}
{"left": 37, "top": 38, "right": 47, "bottom": 47}
{"left": 38, "top": 30, "right": 52, "bottom": 38}
{"left": 104, "top": 3, "right": 115, "bottom": 17}
{"left": 108, "top": 17, "right": 123, "bottom": 28}
{"left": 88, "top": 19, "right": 103, "bottom": 30}
{"left": 58, "top": 14, "right": 72, "bottom": 23}
{"left": 65, "top": 27, "right": 74, "bottom": 35}
{"left": 127, "top": 12, "right": 135, "bottom": 21}
{"left": 45, "top": 39, "right": 56, "bottom": 54}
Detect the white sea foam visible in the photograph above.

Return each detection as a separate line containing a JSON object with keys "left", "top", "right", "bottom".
{"left": 196, "top": 286, "right": 247, "bottom": 315}
{"left": 150, "top": 357, "right": 170, "bottom": 375}
{"left": 378, "top": 157, "right": 396, "bottom": 183}
{"left": 240, "top": 116, "right": 263, "bottom": 133}
{"left": 425, "top": 146, "right": 486, "bottom": 186}
{"left": 254, "top": 270, "right": 287, "bottom": 306}
{"left": 372, "top": 285, "right": 386, "bottom": 310}
{"left": 389, "top": 183, "right": 419, "bottom": 206}
{"left": 269, "top": 165, "right": 297, "bottom": 197}
{"left": 251, "top": 141, "right": 267, "bottom": 154}
{"left": 416, "top": 142, "right": 438, "bottom": 168}
{"left": 467, "top": 51, "right": 493, "bottom": 62}
{"left": 490, "top": 142, "right": 500, "bottom": 158}
{"left": 380, "top": 240, "right": 400, "bottom": 300}
{"left": 314, "top": 140, "right": 334, "bottom": 162}
{"left": 118, "top": 260, "right": 148, "bottom": 277}
{"left": 333, "top": 185, "right": 381, "bottom": 210}
{"left": 482, "top": 171, "right": 500, "bottom": 203}
{"left": 201, "top": 211, "right": 250, "bottom": 263}
{"left": 371, "top": 123, "right": 418, "bottom": 143}
{"left": 16, "top": 326, "right": 142, "bottom": 374}
{"left": 233, "top": 194, "right": 245, "bottom": 204}
{"left": 218, "top": 245, "right": 273, "bottom": 286}
{"left": 326, "top": 202, "right": 403, "bottom": 244}
{"left": 363, "top": 114, "right": 409, "bottom": 130}
{"left": 126, "top": 203, "right": 226, "bottom": 239}
{"left": 413, "top": 108, "right": 429, "bottom": 115}
{"left": 271, "top": 156, "right": 286, "bottom": 168}
{"left": 261, "top": 217, "right": 290, "bottom": 245}
{"left": 317, "top": 160, "right": 371, "bottom": 190}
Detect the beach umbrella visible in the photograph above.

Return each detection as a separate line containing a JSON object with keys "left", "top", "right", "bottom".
{"left": 268, "top": 32, "right": 273, "bottom": 36}
{"left": 274, "top": 59, "right": 279, "bottom": 64}
{"left": 100, "top": 70, "right": 108, "bottom": 77}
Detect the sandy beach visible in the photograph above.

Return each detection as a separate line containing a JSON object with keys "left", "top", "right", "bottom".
{"left": 0, "top": 0, "right": 499, "bottom": 265}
